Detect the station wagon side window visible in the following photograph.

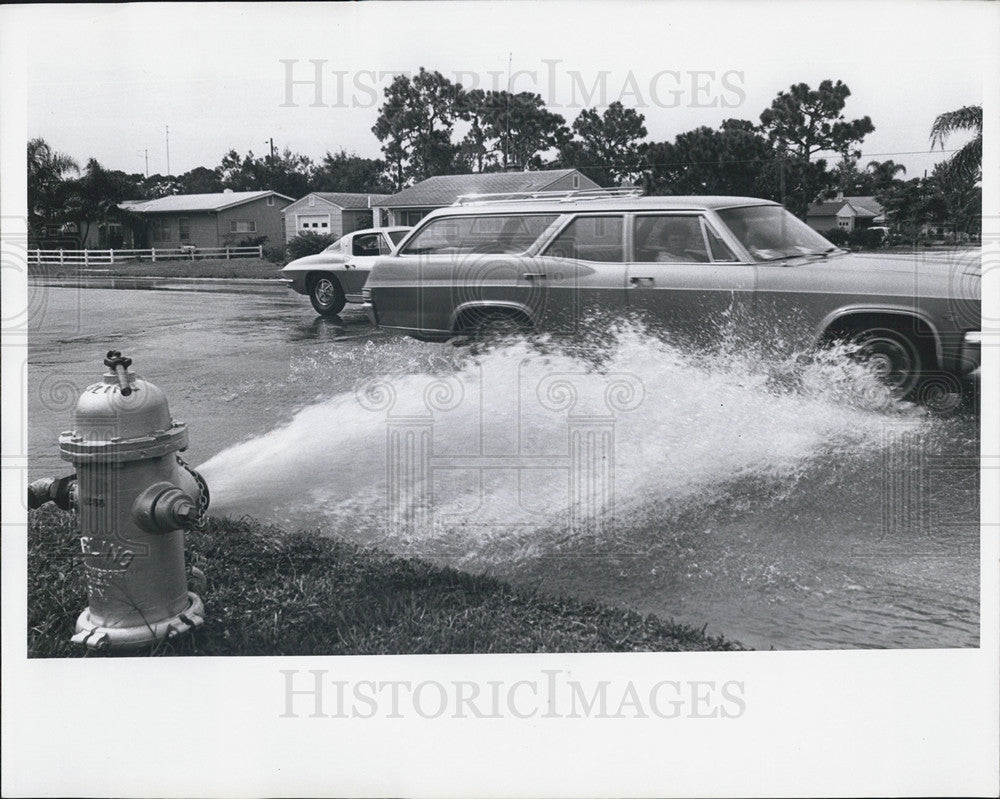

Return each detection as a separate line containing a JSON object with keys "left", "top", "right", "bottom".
{"left": 633, "top": 215, "right": 710, "bottom": 263}
{"left": 544, "top": 215, "right": 625, "bottom": 262}
{"left": 400, "top": 214, "right": 559, "bottom": 255}
{"left": 387, "top": 230, "right": 409, "bottom": 246}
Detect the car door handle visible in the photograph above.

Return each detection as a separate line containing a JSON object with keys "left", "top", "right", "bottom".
{"left": 630, "top": 276, "right": 655, "bottom": 284}
{"left": 522, "top": 273, "right": 546, "bottom": 280}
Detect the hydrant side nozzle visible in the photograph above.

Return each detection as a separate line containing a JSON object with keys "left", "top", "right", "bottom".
{"left": 132, "top": 482, "right": 201, "bottom": 533}
{"left": 27, "top": 478, "right": 54, "bottom": 510}
{"left": 27, "top": 475, "right": 77, "bottom": 511}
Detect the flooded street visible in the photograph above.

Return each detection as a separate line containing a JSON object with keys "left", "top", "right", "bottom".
{"left": 27, "top": 280, "right": 980, "bottom": 650}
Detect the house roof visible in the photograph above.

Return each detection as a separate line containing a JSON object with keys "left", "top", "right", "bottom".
{"left": 380, "top": 169, "right": 594, "bottom": 208}
{"left": 303, "top": 192, "right": 392, "bottom": 210}
{"left": 807, "top": 201, "right": 847, "bottom": 217}
{"left": 121, "top": 191, "right": 293, "bottom": 214}
{"left": 807, "top": 196, "right": 885, "bottom": 219}
{"left": 843, "top": 196, "right": 884, "bottom": 217}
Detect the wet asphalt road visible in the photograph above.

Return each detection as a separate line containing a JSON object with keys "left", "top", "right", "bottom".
{"left": 27, "top": 280, "right": 388, "bottom": 479}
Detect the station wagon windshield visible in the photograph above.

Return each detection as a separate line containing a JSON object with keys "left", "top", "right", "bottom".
{"left": 717, "top": 205, "right": 837, "bottom": 262}
{"left": 401, "top": 214, "right": 559, "bottom": 255}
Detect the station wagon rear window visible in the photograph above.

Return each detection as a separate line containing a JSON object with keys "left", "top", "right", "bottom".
{"left": 400, "top": 214, "right": 559, "bottom": 255}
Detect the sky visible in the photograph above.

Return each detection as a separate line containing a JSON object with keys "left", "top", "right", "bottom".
{"left": 14, "top": 1, "right": 990, "bottom": 185}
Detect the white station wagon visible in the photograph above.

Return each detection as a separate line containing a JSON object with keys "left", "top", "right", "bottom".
{"left": 280, "top": 226, "right": 411, "bottom": 316}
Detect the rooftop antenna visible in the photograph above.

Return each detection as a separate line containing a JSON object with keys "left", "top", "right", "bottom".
{"left": 137, "top": 148, "right": 149, "bottom": 178}
{"left": 165, "top": 125, "right": 171, "bottom": 176}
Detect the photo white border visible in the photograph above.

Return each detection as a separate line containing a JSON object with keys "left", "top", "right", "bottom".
{"left": 2, "top": 3, "right": 997, "bottom": 796}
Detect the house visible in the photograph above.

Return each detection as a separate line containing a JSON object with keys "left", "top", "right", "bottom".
{"left": 119, "top": 190, "right": 293, "bottom": 248}
{"left": 806, "top": 194, "right": 886, "bottom": 234}
{"left": 282, "top": 192, "right": 391, "bottom": 243}
{"left": 373, "top": 169, "right": 601, "bottom": 228}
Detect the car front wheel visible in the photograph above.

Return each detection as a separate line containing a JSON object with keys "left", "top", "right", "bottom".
{"left": 309, "top": 274, "right": 346, "bottom": 316}
{"left": 851, "top": 327, "right": 922, "bottom": 397}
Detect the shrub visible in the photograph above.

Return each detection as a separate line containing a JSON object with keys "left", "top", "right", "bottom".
{"left": 822, "top": 227, "right": 849, "bottom": 246}
{"left": 286, "top": 231, "right": 335, "bottom": 262}
{"left": 848, "top": 228, "right": 887, "bottom": 249}
{"left": 237, "top": 235, "right": 269, "bottom": 248}
{"left": 263, "top": 244, "right": 286, "bottom": 263}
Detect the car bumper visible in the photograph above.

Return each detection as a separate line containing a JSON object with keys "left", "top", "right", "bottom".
{"left": 279, "top": 274, "right": 308, "bottom": 295}
{"left": 960, "top": 331, "right": 981, "bottom": 374}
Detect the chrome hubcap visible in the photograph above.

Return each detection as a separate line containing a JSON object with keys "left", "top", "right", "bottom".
{"left": 857, "top": 335, "right": 915, "bottom": 391}
{"left": 315, "top": 279, "right": 335, "bottom": 305}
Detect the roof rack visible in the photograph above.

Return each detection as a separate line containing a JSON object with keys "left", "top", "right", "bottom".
{"left": 453, "top": 187, "right": 644, "bottom": 205}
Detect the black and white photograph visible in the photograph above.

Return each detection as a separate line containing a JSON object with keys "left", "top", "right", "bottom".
{"left": 2, "top": 1, "right": 997, "bottom": 796}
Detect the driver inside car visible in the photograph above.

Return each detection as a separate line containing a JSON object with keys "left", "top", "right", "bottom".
{"left": 641, "top": 218, "right": 703, "bottom": 262}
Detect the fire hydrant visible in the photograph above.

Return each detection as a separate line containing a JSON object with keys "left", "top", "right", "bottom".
{"left": 28, "top": 351, "right": 209, "bottom": 651}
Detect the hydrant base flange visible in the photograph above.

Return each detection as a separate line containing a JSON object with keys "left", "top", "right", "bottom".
{"left": 71, "top": 592, "right": 205, "bottom": 651}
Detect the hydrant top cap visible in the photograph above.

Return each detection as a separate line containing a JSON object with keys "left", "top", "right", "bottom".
{"left": 59, "top": 373, "right": 188, "bottom": 462}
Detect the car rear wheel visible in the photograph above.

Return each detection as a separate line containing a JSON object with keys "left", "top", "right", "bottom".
{"left": 309, "top": 274, "right": 346, "bottom": 316}
{"left": 851, "top": 327, "right": 922, "bottom": 397}
{"left": 472, "top": 311, "right": 531, "bottom": 341}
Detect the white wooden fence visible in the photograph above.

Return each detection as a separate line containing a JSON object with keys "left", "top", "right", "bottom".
{"left": 27, "top": 245, "right": 264, "bottom": 267}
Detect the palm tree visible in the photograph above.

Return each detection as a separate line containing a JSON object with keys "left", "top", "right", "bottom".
{"left": 866, "top": 159, "right": 906, "bottom": 185}
{"left": 27, "top": 138, "right": 79, "bottom": 238}
{"left": 930, "top": 105, "right": 982, "bottom": 182}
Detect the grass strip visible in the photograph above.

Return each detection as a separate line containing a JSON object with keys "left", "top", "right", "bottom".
{"left": 29, "top": 258, "right": 283, "bottom": 280}
{"left": 28, "top": 506, "right": 744, "bottom": 657}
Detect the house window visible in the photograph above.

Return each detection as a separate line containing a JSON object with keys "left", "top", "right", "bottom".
{"left": 230, "top": 220, "right": 257, "bottom": 233}
{"left": 178, "top": 217, "right": 190, "bottom": 240}
{"left": 401, "top": 209, "right": 431, "bottom": 226}
{"left": 152, "top": 218, "right": 171, "bottom": 241}
{"left": 267, "top": 196, "right": 275, "bottom": 206}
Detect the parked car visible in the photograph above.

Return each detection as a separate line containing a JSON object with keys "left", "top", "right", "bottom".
{"left": 280, "top": 226, "right": 411, "bottom": 316}
{"left": 364, "top": 192, "right": 980, "bottom": 397}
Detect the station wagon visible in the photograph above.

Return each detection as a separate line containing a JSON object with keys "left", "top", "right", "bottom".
{"left": 365, "top": 191, "right": 980, "bottom": 397}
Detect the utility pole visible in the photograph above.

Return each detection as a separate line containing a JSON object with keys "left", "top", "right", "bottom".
{"left": 165, "top": 125, "right": 171, "bottom": 176}
{"left": 268, "top": 138, "right": 276, "bottom": 160}
{"left": 779, "top": 145, "right": 786, "bottom": 209}
{"left": 504, "top": 52, "right": 512, "bottom": 170}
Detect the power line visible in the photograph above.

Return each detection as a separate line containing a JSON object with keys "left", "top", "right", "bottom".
{"left": 559, "top": 147, "right": 966, "bottom": 171}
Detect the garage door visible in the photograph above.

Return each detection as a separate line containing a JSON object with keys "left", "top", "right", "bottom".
{"left": 298, "top": 214, "right": 331, "bottom": 232}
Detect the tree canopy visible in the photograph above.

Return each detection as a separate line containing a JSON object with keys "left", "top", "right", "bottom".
{"left": 27, "top": 75, "right": 978, "bottom": 247}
